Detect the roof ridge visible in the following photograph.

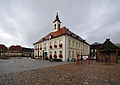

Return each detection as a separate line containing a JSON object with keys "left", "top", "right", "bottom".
{"left": 34, "top": 26, "right": 87, "bottom": 45}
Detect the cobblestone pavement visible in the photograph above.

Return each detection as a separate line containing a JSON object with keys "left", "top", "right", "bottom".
{"left": 0, "top": 61, "right": 120, "bottom": 85}
{"left": 0, "top": 57, "right": 68, "bottom": 75}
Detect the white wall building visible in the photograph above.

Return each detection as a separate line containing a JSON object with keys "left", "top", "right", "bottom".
{"left": 33, "top": 13, "right": 90, "bottom": 62}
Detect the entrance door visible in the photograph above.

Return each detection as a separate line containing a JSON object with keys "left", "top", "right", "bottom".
{"left": 44, "top": 52, "right": 47, "bottom": 59}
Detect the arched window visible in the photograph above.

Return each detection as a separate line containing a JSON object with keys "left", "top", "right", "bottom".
{"left": 58, "top": 24, "right": 60, "bottom": 29}
{"left": 54, "top": 24, "right": 56, "bottom": 29}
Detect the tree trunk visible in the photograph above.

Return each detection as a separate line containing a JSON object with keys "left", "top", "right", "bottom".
{"left": 109, "top": 53, "right": 111, "bottom": 64}
{"left": 105, "top": 56, "right": 107, "bottom": 64}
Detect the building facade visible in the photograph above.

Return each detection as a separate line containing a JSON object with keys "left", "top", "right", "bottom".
{"left": 9, "top": 45, "right": 34, "bottom": 57}
{"left": 34, "top": 13, "right": 90, "bottom": 62}
{"left": 116, "top": 43, "right": 120, "bottom": 59}
{"left": 90, "top": 42, "right": 102, "bottom": 60}
{"left": 97, "top": 39, "right": 118, "bottom": 63}
{"left": 22, "top": 47, "right": 34, "bottom": 57}
{"left": 9, "top": 45, "right": 22, "bottom": 57}
{"left": 0, "top": 44, "right": 8, "bottom": 57}
{"left": 0, "top": 44, "right": 34, "bottom": 57}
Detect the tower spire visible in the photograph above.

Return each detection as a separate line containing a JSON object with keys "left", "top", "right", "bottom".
{"left": 53, "top": 11, "right": 61, "bottom": 23}
{"left": 53, "top": 11, "right": 61, "bottom": 32}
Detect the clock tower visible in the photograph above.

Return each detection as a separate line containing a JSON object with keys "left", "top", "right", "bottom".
{"left": 53, "top": 12, "right": 61, "bottom": 32}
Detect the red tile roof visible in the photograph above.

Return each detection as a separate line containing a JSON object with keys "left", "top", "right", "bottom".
{"left": 0, "top": 44, "right": 8, "bottom": 49}
{"left": 34, "top": 27, "right": 89, "bottom": 45}
{"left": 9, "top": 45, "right": 22, "bottom": 50}
{"left": 0, "top": 44, "right": 6, "bottom": 47}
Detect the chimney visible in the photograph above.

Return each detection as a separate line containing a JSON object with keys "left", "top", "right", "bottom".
{"left": 106, "top": 38, "right": 110, "bottom": 41}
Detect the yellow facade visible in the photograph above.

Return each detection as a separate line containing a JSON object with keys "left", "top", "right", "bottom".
{"left": 34, "top": 34, "right": 90, "bottom": 61}
{"left": 66, "top": 35, "right": 90, "bottom": 60}
{"left": 34, "top": 13, "right": 90, "bottom": 61}
{"left": 34, "top": 35, "right": 66, "bottom": 60}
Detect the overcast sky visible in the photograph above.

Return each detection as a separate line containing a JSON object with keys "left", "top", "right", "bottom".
{"left": 0, "top": 0, "right": 120, "bottom": 48}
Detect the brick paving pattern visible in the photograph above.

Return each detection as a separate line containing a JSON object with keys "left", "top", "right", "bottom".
{"left": 0, "top": 61, "right": 120, "bottom": 85}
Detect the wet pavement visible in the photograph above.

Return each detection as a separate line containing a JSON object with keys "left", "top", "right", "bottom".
{"left": 0, "top": 57, "right": 68, "bottom": 75}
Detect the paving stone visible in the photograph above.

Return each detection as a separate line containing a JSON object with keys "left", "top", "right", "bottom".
{"left": 0, "top": 61, "right": 120, "bottom": 85}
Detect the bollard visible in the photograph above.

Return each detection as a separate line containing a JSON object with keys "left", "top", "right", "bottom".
{"left": 81, "top": 54, "right": 83, "bottom": 64}
{"left": 88, "top": 54, "right": 90, "bottom": 64}
{"left": 77, "top": 54, "right": 79, "bottom": 64}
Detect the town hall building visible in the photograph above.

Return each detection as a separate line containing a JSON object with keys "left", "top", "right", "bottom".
{"left": 33, "top": 13, "right": 90, "bottom": 62}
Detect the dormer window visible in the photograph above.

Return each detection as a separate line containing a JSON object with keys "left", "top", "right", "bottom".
{"left": 42, "top": 38, "right": 44, "bottom": 41}
{"left": 49, "top": 35, "right": 53, "bottom": 39}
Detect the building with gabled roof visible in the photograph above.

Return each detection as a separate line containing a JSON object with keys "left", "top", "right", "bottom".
{"left": 0, "top": 44, "right": 8, "bottom": 57}
{"left": 90, "top": 42, "right": 102, "bottom": 60}
{"left": 33, "top": 13, "right": 90, "bottom": 62}
{"left": 97, "top": 39, "right": 119, "bottom": 63}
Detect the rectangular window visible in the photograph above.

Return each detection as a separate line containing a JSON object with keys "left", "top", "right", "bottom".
{"left": 72, "top": 41, "right": 74, "bottom": 47}
{"left": 76, "top": 51, "right": 78, "bottom": 56}
{"left": 50, "top": 51, "right": 52, "bottom": 55}
{"left": 38, "top": 45, "right": 39, "bottom": 48}
{"left": 81, "top": 44, "right": 82, "bottom": 49}
{"left": 54, "top": 41, "right": 57, "bottom": 45}
{"left": 40, "top": 52, "right": 42, "bottom": 55}
{"left": 69, "top": 51, "right": 71, "bottom": 57}
{"left": 59, "top": 40, "right": 62, "bottom": 44}
{"left": 95, "top": 49, "right": 97, "bottom": 52}
{"left": 59, "top": 51, "right": 62, "bottom": 55}
{"left": 69, "top": 40, "right": 71, "bottom": 46}
{"left": 50, "top": 42, "right": 52, "bottom": 46}
{"left": 44, "top": 43, "right": 46, "bottom": 50}
{"left": 79, "top": 43, "right": 80, "bottom": 48}
{"left": 91, "top": 49, "right": 93, "bottom": 52}
{"left": 72, "top": 51, "right": 74, "bottom": 57}
{"left": 54, "top": 51, "right": 57, "bottom": 55}
{"left": 40, "top": 44, "right": 42, "bottom": 48}
{"left": 76, "top": 42, "right": 78, "bottom": 48}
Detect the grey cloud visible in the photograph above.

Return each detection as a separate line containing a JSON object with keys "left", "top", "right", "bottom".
{"left": 0, "top": 0, "right": 120, "bottom": 47}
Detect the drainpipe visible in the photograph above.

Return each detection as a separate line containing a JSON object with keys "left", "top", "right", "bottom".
{"left": 65, "top": 35, "right": 66, "bottom": 62}
{"left": 82, "top": 40, "right": 84, "bottom": 55}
